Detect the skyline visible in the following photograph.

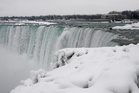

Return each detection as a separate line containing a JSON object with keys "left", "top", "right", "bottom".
{"left": 0, "top": 0, "right": 139, "bottom": 16}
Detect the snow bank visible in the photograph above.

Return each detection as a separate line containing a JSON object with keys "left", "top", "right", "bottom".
{"left": 11, "top": 44, "right": 139, "bottom": 93}
{"left": 113, "top": 22, "right": 139, "bottom": 30}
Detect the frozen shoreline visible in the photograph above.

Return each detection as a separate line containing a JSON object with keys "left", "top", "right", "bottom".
{"left": 11, "top": 44, "right": 139, "bottom": 93}
{"left": 112, "top": 22, "right": 139, "bottom": 30}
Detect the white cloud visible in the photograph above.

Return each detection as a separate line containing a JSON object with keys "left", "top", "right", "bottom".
{"left": 0, "top": 0, "right": 139, "bottom": 16}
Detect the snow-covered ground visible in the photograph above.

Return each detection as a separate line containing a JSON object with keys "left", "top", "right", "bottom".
{"left": 11, "top": 44, "right": 139, "bottom": 93}
{"left": 113, "top": 22, "right": 139, "bottom": 30}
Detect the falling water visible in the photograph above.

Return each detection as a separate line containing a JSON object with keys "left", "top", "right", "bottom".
{"left": 0, "top": 25, "right": 118, "bottom": 70}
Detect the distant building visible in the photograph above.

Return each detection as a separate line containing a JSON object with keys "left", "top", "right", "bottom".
{"left": 101, "top": 11, "right": 123, "bottom": 21}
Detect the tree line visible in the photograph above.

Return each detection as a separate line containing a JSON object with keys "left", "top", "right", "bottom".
{"left": 0, "top": 10, "right": 139, "bottom": 21}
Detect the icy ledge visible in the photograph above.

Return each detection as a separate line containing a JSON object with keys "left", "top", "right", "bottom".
{"left": 11, "top": 44, "right": 139, "bottom": 93}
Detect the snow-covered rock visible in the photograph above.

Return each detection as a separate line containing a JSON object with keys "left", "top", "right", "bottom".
{"left": 113, "top": 22, "right": 139, "bottom": 30}
{"left": 11, "top": 44, "right": 139, "bottom": 93}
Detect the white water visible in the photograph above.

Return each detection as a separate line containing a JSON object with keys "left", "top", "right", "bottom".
{"left": 56, "top": 28, "right": 117, "bottom": 50}
{"left": 0, "top": 25, "right": 118, "bottom": 70}
{"left": 0, "top": 24, "right": 119, "bottom": 93}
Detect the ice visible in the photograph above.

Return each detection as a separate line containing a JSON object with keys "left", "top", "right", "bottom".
{"left": 30, "top": 69, "right": 47, "bottom": 84}
{"left": 21, "top": 21, "right": 56, "bottom": 25}
{"left": 53, "top": 48, "right": 88, "bottom": 68}
{"left": 0, "top": 20, "right": 56, "bottom": 25}
{"left": 112, "top": 22, "right": 139, "bottom": 30}
{"left": 11, "top": 44, "right": 139, "bottom": 93}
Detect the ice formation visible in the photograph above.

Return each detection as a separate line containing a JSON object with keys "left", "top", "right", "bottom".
{"left": 113, "top": 22, "right": 139, "bottom": 30}
{"left": 0, "top": 21, "right": 56, "bottom": 25}
{"left": 11, "top": 44, "right": 139, "bottom": 93}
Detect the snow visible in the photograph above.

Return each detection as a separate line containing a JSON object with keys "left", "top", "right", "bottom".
{"left": 11, "top": 44, "right": 139, "bottom": 93}
{"left": 112, "top": 22, "right": 139, "bottom": 30}
{"left": 0, "top": 20, "right": 56, "bottom": 25}
{"left": 21, "top": 21, "right": 56, "bottom": 25}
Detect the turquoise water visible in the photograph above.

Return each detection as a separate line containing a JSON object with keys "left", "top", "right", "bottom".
{"left": 0, "top": 23, "right": 118, "bottom": 70}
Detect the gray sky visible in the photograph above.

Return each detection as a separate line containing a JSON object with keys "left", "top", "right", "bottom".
{"left": 0, "top": 0, "right": 139, "bottom": 16}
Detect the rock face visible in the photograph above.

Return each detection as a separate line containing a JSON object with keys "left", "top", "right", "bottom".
{"left": 11, "top": 44, "right": 139, "bottom": 93}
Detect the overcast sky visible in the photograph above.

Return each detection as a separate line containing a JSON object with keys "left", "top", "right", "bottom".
{"left": 0, "top": 0, "right": 139, "bottom": 16}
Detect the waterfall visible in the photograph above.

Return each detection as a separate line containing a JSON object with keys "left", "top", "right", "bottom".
{"left": 0, "top": 25, "right": 118, "bottom": 70}
{"left": 55, "top": 27, "right": 118, "bottom": 50}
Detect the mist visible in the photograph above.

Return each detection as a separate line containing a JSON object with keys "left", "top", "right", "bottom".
{"left": 0, "top": 47, "right": 40, "bottom": 93}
